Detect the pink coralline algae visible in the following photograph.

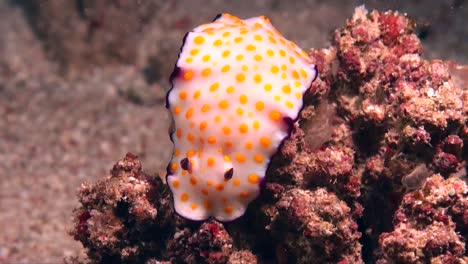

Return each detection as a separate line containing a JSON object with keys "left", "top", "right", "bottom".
{"left": 376, "top": 175, "right": 467, "bottom": 263}
{"left": 270, "top": 188, "right": 362, "bottom": 264}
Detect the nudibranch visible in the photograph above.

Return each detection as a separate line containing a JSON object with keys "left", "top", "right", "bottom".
{"left": 166, "top": 13, "right": 317, "bottom": 221}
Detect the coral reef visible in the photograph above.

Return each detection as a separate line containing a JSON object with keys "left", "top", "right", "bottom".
{"left": 376, "top": 175, "right": 467, "bottom": 263}
{"left": 69, "top": 7, "right": 467, "bottom": 264}
{"left": 71, "top": 153, "right": 175, "bottom": 263}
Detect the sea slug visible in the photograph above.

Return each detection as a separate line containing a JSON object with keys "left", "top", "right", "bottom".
{"left": 166, "top": 13, "right": 317, "bottom": 221}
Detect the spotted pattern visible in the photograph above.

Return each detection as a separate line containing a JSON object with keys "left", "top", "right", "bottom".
{"left": 166, "top": 13, "right": 316, "bottom": 221}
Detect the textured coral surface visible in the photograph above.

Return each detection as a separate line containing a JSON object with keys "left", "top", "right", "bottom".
{"left": 68, "top": 7, "right": 467, "bottom": 264}
{"left": 1, "top": 0, "right": 467, "bottom": 263}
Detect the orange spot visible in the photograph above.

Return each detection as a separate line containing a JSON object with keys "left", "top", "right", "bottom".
{"left": 239, "top": 123, "right": 248, "bottom": 133}
{"left": 295, "top": 92, "right": 302, "bottom": 99}
{"left": 221, "top": 65, "right": 230, "bottom": 72}
{"left": 253, "top": 74, "right": 262, "bottom": 84}
{"left": 185, "top": 57, "right": 193, "bottom": 63}
{"left": 222, "top": 31, "right": 230, "bottom": 37}
{"left": 236, "top": 73, "right": 245, "bottom": 82}
{"left": 235, "top": 153, "right": 246, "bottom": 163}
{"left": 281, "top": 73, "right": 287, "bottom": 79}
{"left": 191, "top": 203, "right": 198, "bottom": 210}
{"left": 225, "top": 205, "right": 233, "bottom": 214}
{"left": 268, "top": 36, "right": 276, "bottom": 43}
{"left": 254, "top": 34, "right": 263, "bottom": 41}
{"left": 174, "top": 149, "right": 180, "bottom": 157}
{"left": 279, "top": 49, "right": 286, "bottom": 57}
{"left": 234, "top": 37, "right": 243, "bottom": 43}
{"left": 201, "top": 104, "right": 210, "bottom": 112}
{"left": 245, "top": 142, "right": 253, "bottom": 149}
{"left": 281, "top": 64, "right": 287, "bottom": 71}
{"left": 294, "top": 81, "right": 302, "bottom": 88}
{"left": 190, "top": 177, "right": 198, "bottom": 185}
{"left": 246, "top": 44, "right": 256, "bottom": 51}
{"left": 270, "top": 66, "right": 279, "bottom": 74}
{"left": 179, "top": 91, "right": 187, "bottom": 100}
{"left": 223, "top": 155, "right": 231, "bottom": 162}
{"left": 187, "top": 133, "right": 195, "bottom": 142}
{"left": 203, "top": 200, "right": 211, "bottom": 209}
{"left": 194, "top": 36, "right": 205, "bottom": 44}
{"left": 289, "top": 56, "right": 295, "bottom": 64}
{"left": 186, "top": 149, "right": 196, "bottom": 157}
{"left": 180, "top": 193, "right": 189, "bottom": 202}
{"left": 176, "top": 128, "right": 182, "bottom": 138}
{"left": 213, "top": 39, "right": 223, "bottom": 46}
{"left": 260, "top": 136, "right": 271, "bottom": 147}
{"left": 236, "top": 54, "right": 244, "bottom": 61}
{"left": 222, "top": 50, "right": 231, "bottom": 58}
{"left": 269, "top": 110, "right": 281, "bottom": 121}
{"left": 183, "top": 70, "right": 194, "bottom": 80}
{"left": 264, "top": 83, "right": 272, "bottom": 91}
{"left": 207, "top": 136, "right": 217, "bottom": 144}
{"left": 254, "top": 154, "right": 264, "bottom": 163}
{"left": 198, "top": 148, "right": 204, "bottom": 157}
{"left": 236, "top": 107, "right": 244, "bottom": 116}
{"left": 202, "top": 54, "right": 210, "bottom": 62}
{"left": 201, "top": 189, "right": 209, "bottom": 195}
{"left": 300, "top": 69, "right": 308, "bottom": 78}
{"left": 190, "top": 49, "right": 199, "bottom": 55}
{"left": 226, "top": 86, "right": 234, "bottom": 93}
{"left": 185, "top": 108, "right": 194, "bottom": 119}
{"left": 239, "top": 94, "right": 248, "bottom": 104}
{"left": 239, "top": 192, "right": 249, "bottom": 198}
{"left": 171, "top": 162, "right": 178, "bottom": 171}
{"left": 222, "top": 126, "right": 231, "bottom": 135}
{"left": 285, "top": 101, "right": 294, "bottom": 109}
{"left": 242, "top": 65, "right": 248, "bottom": 71}
{"left": 214, "top": 115, "right": 222, "bottom": 123}
{"left": 255, "top": 101, "right": 264, "bottom": 111}
{"left": 254, "top": 54, "right": 262, "bottom": 61}
{"left": 210, "top": 82, "right": 220, "bottom": 92}
{"left": 225, "top": 141, "right": 233, "bottom": 148}
{"left": 201, "top": 68, "right": 211, "bottom": 77}
{"left": 199, "top": 121, "right": 208, "bottom": 131}
{"left": 202, "top": 27, "right": 214, "bottom": 33}
{"left": 253, "top": 120, "right": 260, "bottom": 130}
{"left": 248, "top": 173, "right": 260, "bottom": 184}
{"left": 266, "top": 49, "right": 274, "bottom": 56}
{"left": 292, "top": 70, "right": 300, "bottom": 79}
{"left": 282, "top": 85, "right": 291, "bottom": 94}
{"left": 206, "top": 180, "right": 213, "bottom": 186}
{"left": 173, "top": 106, "right": 182, "bottom": 115}
{"left": 207, "top": 157, "right": 215, "bottom": 167}
{"left": 193, "top": 90, "right": 201, "bottom": 99}
{"left": 218, "top": 100, "right": 229, "bottom": 109}
{"left": 274, "top": 94, "right": 281, "bottom": 101}
{"left": 240, "top": 28, "right": 248, "bottom": 34}
{"left": 215, "top": 183, "right": 224, "bottom": 191}
{"left": 233, "top": 178, "right": 241, "bottom": 186}
{"left": 172, "top": 179, "right": 180, "bottom": 188}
